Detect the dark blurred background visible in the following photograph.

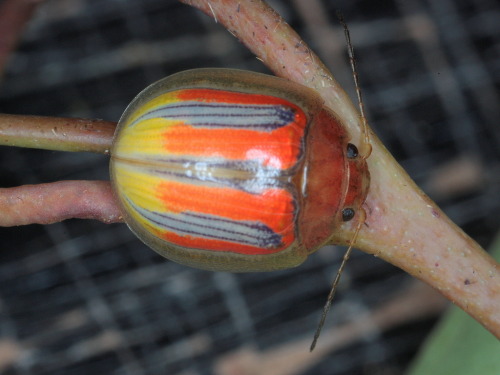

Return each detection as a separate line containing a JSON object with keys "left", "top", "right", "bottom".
{"left": 0, "top": 0, "right": 499, "bottom": 374}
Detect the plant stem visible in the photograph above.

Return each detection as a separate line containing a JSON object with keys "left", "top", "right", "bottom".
{"left": 0, "top": 180, "right": 122, "bottom": 225}
{"left": 0, "top": 0, "right": 497, "bottom": 341}
{"left": 180, "top": 0, "right": 499, "bottom": 338}
{"left": 0, "top": 114, "right": 116, "bottom": 154}
{"left": 0, "top": 114, "right": 119, "bottom": 225}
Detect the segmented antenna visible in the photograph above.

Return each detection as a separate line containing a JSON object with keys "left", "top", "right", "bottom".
{"left": 337, "top": 11, "right": 372, "bottom": 159}
{"left": 310, "top": 11, "right": 371, "bottom": 352}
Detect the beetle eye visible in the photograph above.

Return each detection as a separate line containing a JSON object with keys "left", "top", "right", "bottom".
{"left": 342, "top": 208, "right": 355, "bottom": 222}
{"left": 346, "top": 143, "right": 358, "bottom": 159}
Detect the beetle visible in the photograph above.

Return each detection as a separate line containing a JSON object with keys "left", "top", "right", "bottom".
{"left": 109, "top": 67, "right": 370, "bottom": 273}
{"left": 110, "top": 15, "right": 370, "bottom": 350}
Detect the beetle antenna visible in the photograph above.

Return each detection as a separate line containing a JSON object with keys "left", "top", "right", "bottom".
{"left": 309, "top": 209, "right": 365, "bottom": 352}
{"left": 310, "top": 11, "right": 370, "bottom": 352}
{"left": 337, "top": 11, "right": 371, "bottom": 159}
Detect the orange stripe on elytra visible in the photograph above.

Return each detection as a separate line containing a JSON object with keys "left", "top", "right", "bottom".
{"left": 168, "top": 88, "right": 308, "bottom": 170}
{"left": 156, "top": 181, "right": 295, "bottom": 235}
{"left": 177, "top": 88, "right": 298, "bottom": 107}
{"left": 162, "top": 126, "right": 304, "bottom": 170}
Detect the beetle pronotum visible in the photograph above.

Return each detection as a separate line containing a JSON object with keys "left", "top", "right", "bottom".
{"left": 110, "top": 16, "right": 370, "bottom": 350}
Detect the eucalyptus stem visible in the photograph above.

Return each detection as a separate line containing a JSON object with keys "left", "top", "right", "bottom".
{"left": 0, "top": 0, "right": 497, "bottom": 342}
{"left": 0, "top": 180, "right": 122, "bottom": 226}
{"left": 180, "top": 0, "right": 500, "bottom": 338}
{"left": 0, "top": 114, "right": 116, "bottom": 154}
{"left": 0, "top": 114, "right": 119, "bottom": 225}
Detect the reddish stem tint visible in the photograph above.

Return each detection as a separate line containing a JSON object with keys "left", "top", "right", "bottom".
{"left": 181, "top": 0, "right": 499, "bottom": 338}
{"left": 0, "top": 181, "right": 122, "bottom": 226}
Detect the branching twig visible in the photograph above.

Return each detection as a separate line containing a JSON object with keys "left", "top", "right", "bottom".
{"left": 0, "top": 180, "right": 122, "bottom": 226}
{"left": 180, "top": 0, "right": 499, "bottom": 338}
{"left": 0, "top": 0, "right": 497, "bottom": 340}
{"left": 0, "top": 115, "right": 118, "bottom": 226}
{"left": 0, "top": 114, "right": 115, "bottom": 154}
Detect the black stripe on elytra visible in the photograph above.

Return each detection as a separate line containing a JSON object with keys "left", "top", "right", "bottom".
{"left": 132, "top": 102, "right": 296, "bottom": 131}
{"left": 130, "top": 201, "right": 283, "bottom": 249}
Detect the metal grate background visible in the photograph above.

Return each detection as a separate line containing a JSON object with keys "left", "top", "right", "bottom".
{"left": 0, "top": 0, "right": 499, "bottom": 374}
